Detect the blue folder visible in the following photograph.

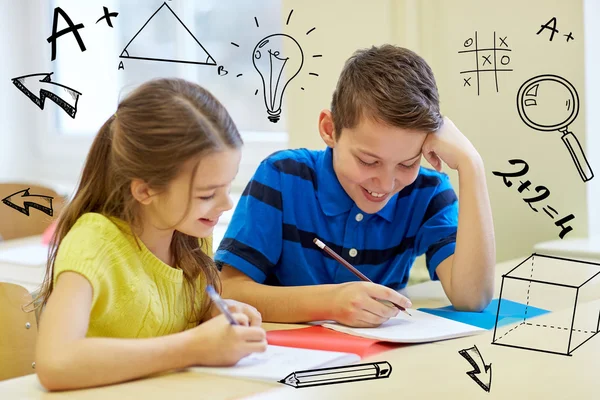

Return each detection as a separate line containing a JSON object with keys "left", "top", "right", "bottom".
{"left": 419, "top": 299, "right": 550, "bottom": 330}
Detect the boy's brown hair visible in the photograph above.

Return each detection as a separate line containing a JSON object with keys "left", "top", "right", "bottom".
{"left": 330, "top": 44, "right": 443, "bottom": 137}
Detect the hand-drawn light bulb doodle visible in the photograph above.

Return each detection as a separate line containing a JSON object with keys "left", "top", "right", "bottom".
{"left": 516, "top": 75, "right": 594, "bottom": 182}
{"left": 229, "top": 10, "right": 320, "bottom": 124}
{"left": 253, "top": 34, "right": 304, "bottom": 123}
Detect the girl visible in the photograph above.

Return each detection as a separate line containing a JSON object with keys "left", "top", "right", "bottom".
{"left": 33, "top": 78, "right": 267, "bottom": 391}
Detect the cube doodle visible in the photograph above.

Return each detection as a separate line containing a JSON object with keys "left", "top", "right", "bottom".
{"left": 492, "top": 254, "right": 600, "bottom": 356}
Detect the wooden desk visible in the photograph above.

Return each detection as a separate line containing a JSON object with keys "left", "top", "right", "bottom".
{"left": 1, "top": 240, "right": 599, "bottom": 399}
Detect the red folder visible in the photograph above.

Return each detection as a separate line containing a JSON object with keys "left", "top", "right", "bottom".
{"left": 266, "top": 326, "right": 403, "bottom": 358}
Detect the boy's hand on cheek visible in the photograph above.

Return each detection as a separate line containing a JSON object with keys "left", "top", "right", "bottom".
{"left": 421, "top": 116, "right": 482, "bottom": 172}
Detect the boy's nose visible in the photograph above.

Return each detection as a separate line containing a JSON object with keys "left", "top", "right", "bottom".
{"left": 373, "top": 174, "right": 395, "bottom": 193}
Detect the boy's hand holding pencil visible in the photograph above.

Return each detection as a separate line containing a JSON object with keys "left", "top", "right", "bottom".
{"left": 329, "top": 281, "right": 412, "bottom": 328}
{"left": 313, "top": 238, "right": 413, "bottom": 328}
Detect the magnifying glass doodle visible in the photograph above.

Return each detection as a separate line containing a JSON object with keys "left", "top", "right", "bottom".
{"left": 516, "top": 74, "right": 594, "bottom": 182}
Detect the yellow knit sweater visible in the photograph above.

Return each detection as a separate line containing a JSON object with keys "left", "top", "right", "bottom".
{"left": 53, "top": 213, "right": 213, "bottom": 338}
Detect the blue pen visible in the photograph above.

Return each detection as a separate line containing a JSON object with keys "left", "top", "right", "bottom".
{"left": 206, "top": 285, "right": 239, "bottom": 325}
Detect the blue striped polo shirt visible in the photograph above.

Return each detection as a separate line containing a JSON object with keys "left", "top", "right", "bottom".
{"left": 214, "top": 147, "right": 458, "bottom": 290}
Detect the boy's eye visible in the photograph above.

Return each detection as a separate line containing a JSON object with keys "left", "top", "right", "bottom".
{"left": 358, "top": 157, "right": 377, "bottom": 167}
{"left": 197, "top": 194, "right": 215, "bottom": 200}
{"left": 400, "top": 160, "right": 419, "bottom": 169}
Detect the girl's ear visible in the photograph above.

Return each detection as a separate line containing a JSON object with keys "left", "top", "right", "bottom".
{"left": 318, "top": 110, "right": 336, "bottom": 148}
{"left": 130, "top": 179, "right": 153, "bottom": 205}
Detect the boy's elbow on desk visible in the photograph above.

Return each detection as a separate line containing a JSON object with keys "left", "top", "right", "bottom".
{"left": 449, "top": 288, "right": 493, "bottom": 312}
{"left": 447, "top": 276, "right": 495, "bottom": 312}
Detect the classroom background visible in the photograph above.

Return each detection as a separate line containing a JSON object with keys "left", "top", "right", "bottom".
{"left": 1, "top": 0, "right": 600, "bottom": 398}
{"left": 1, "top": 0, "right": 598, "bottom": 283}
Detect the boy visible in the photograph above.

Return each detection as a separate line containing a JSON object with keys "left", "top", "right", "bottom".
{"left": 215, "top": 45, "right": 496, "bottom": 327}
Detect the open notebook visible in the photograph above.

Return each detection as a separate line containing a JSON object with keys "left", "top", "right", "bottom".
{"left": 189, "top": 345, "right": 360, "bottom": 381}
{"left": 322, "top": 308, "right": 486, "bottom": 343}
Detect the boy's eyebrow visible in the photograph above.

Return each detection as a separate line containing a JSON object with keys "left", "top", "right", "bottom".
{"left": 401, "top": 153, "right": 422, "bottom": 163}
{"left": 195, "top": 184, "right": 226, "bottom": 191}
{"left": 358, "top": 149, "right": 421, "bottom": 163}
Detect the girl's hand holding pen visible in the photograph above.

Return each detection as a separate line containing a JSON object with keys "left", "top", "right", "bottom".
{"left": 185, "top": 313, "right": 267, "bottom": 367}
{"left": 330, "top": 282, "right": 413, "bottom": 328}
{"left": 207, "top": 298, "right": 263, "bottom": 327}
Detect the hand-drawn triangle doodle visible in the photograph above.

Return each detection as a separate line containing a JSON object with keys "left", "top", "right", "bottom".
{"left": 119, "top": 2, "right": 216, "bottom": 66}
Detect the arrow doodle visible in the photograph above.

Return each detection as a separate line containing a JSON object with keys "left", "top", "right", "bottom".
{"left": 458, "top": 345, "right": 492, "bottom": 393}
{"left": 11, "top": 72, "right": 82, "bottom": 118}
{"left": 2, "top": 188, "right": 54, "bottom": 217}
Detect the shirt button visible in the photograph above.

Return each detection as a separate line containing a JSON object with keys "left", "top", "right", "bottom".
{"left": 355, "top": 213, "right": 364, "bottom": 222}
{"left": 349, "top": 248, "right": 358, "bottom": 257}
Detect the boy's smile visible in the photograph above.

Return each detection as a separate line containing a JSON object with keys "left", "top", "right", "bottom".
{"left": 320, "top": 111, "right": 429, "bottom": 214}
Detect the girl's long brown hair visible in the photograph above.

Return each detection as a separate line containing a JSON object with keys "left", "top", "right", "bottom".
{"left": 32, "top": 78, "right": 242, "bottom": 324}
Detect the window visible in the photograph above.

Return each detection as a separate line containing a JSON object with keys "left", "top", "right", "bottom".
{"left": 39, "top": 0, "right": 287, "bottom": 193}
{"left": 50, "top": 0, "right": 286, "bottom": 136}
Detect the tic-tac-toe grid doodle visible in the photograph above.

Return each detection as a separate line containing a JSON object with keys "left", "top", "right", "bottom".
{"left": 458, "top": 31, "right": 513, "bottom": 95}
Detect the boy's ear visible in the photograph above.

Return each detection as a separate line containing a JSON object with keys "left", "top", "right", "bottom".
{"left": 130, "top": 179, "right": 153, "bottom": 205}
{"left": 318, "top": 110, "right": 336, "bottom": 147}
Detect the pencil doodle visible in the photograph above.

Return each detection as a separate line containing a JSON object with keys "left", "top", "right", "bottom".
{"left": 279, "top": 361, "right": 392, "bottom": 388}
{"left": 458, "top": 31, "right": 512, "bottom": 95}
{"left": 536, "top": 17, "right": 574, "bottom": 42}
{"left": 492, "top": 254, "right": 600, "bottom": 356}
{"left": 492, "top": 159, "right": 575, "bottom": 239}
{"left": 229, "top": 9, "right": 321, "bottom": 123}
{"left": 517, "top": 75, "right": 593, "bottom": 182}
{"left": 119, "top": 2, "right": 217, "bottom": 67}
{"left": 2, "top": 188, "right": 54, "bottom": 217}
{"left": 96, "top": 6, "right": 119, "bottom": 27}
{"left": 458, "top": 345, "right": 492, "bottom": 392}
{"left": 11, "top": 72, "right": 82, "bottom": 118}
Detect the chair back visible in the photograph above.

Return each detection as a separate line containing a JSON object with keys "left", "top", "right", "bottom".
{"left": 0, "top": 183, "right": 64, "bottom": 241}
{"left": 0, "top": 283, "right": 37, "bottom": 381}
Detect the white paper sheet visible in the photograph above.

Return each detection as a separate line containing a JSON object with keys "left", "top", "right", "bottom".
{"left": 0, "top": 244, "right": 49, "bottom": 266}
{"left": 322, "top": 309, "right": 486, "bottom": 343}
{"left": 189, "top": 345, "right": 360, "bottom": 381}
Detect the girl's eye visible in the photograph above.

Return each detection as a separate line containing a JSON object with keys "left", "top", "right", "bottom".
{"left": 358, "top": 158, "right": 377, "bottom": 167}
{"left": 198, "top": 194, "right": 215, "bottom": 200}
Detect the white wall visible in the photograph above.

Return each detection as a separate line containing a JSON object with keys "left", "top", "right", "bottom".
{"left": 283, "top": 0, "right": 597, "bottom": 262}
{"left": 1, "top": 0, "right": 598, "bottom": 263}
{"left": 0, "top": 1, "right": 37, "bottom": 182}
{"left": 584, "top": 0, "right": 600, "bottom": 238}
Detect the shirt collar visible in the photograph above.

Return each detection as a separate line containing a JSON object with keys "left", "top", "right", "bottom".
{"left": 316, "top": 147, "right": 398, "bottom": 222}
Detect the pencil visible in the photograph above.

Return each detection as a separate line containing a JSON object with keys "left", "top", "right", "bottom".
{"left": 313, "top": 238, "right": 412, "bottom": 317}
{"left": 279, "top": 361, "right": 393, "bottom": 388}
